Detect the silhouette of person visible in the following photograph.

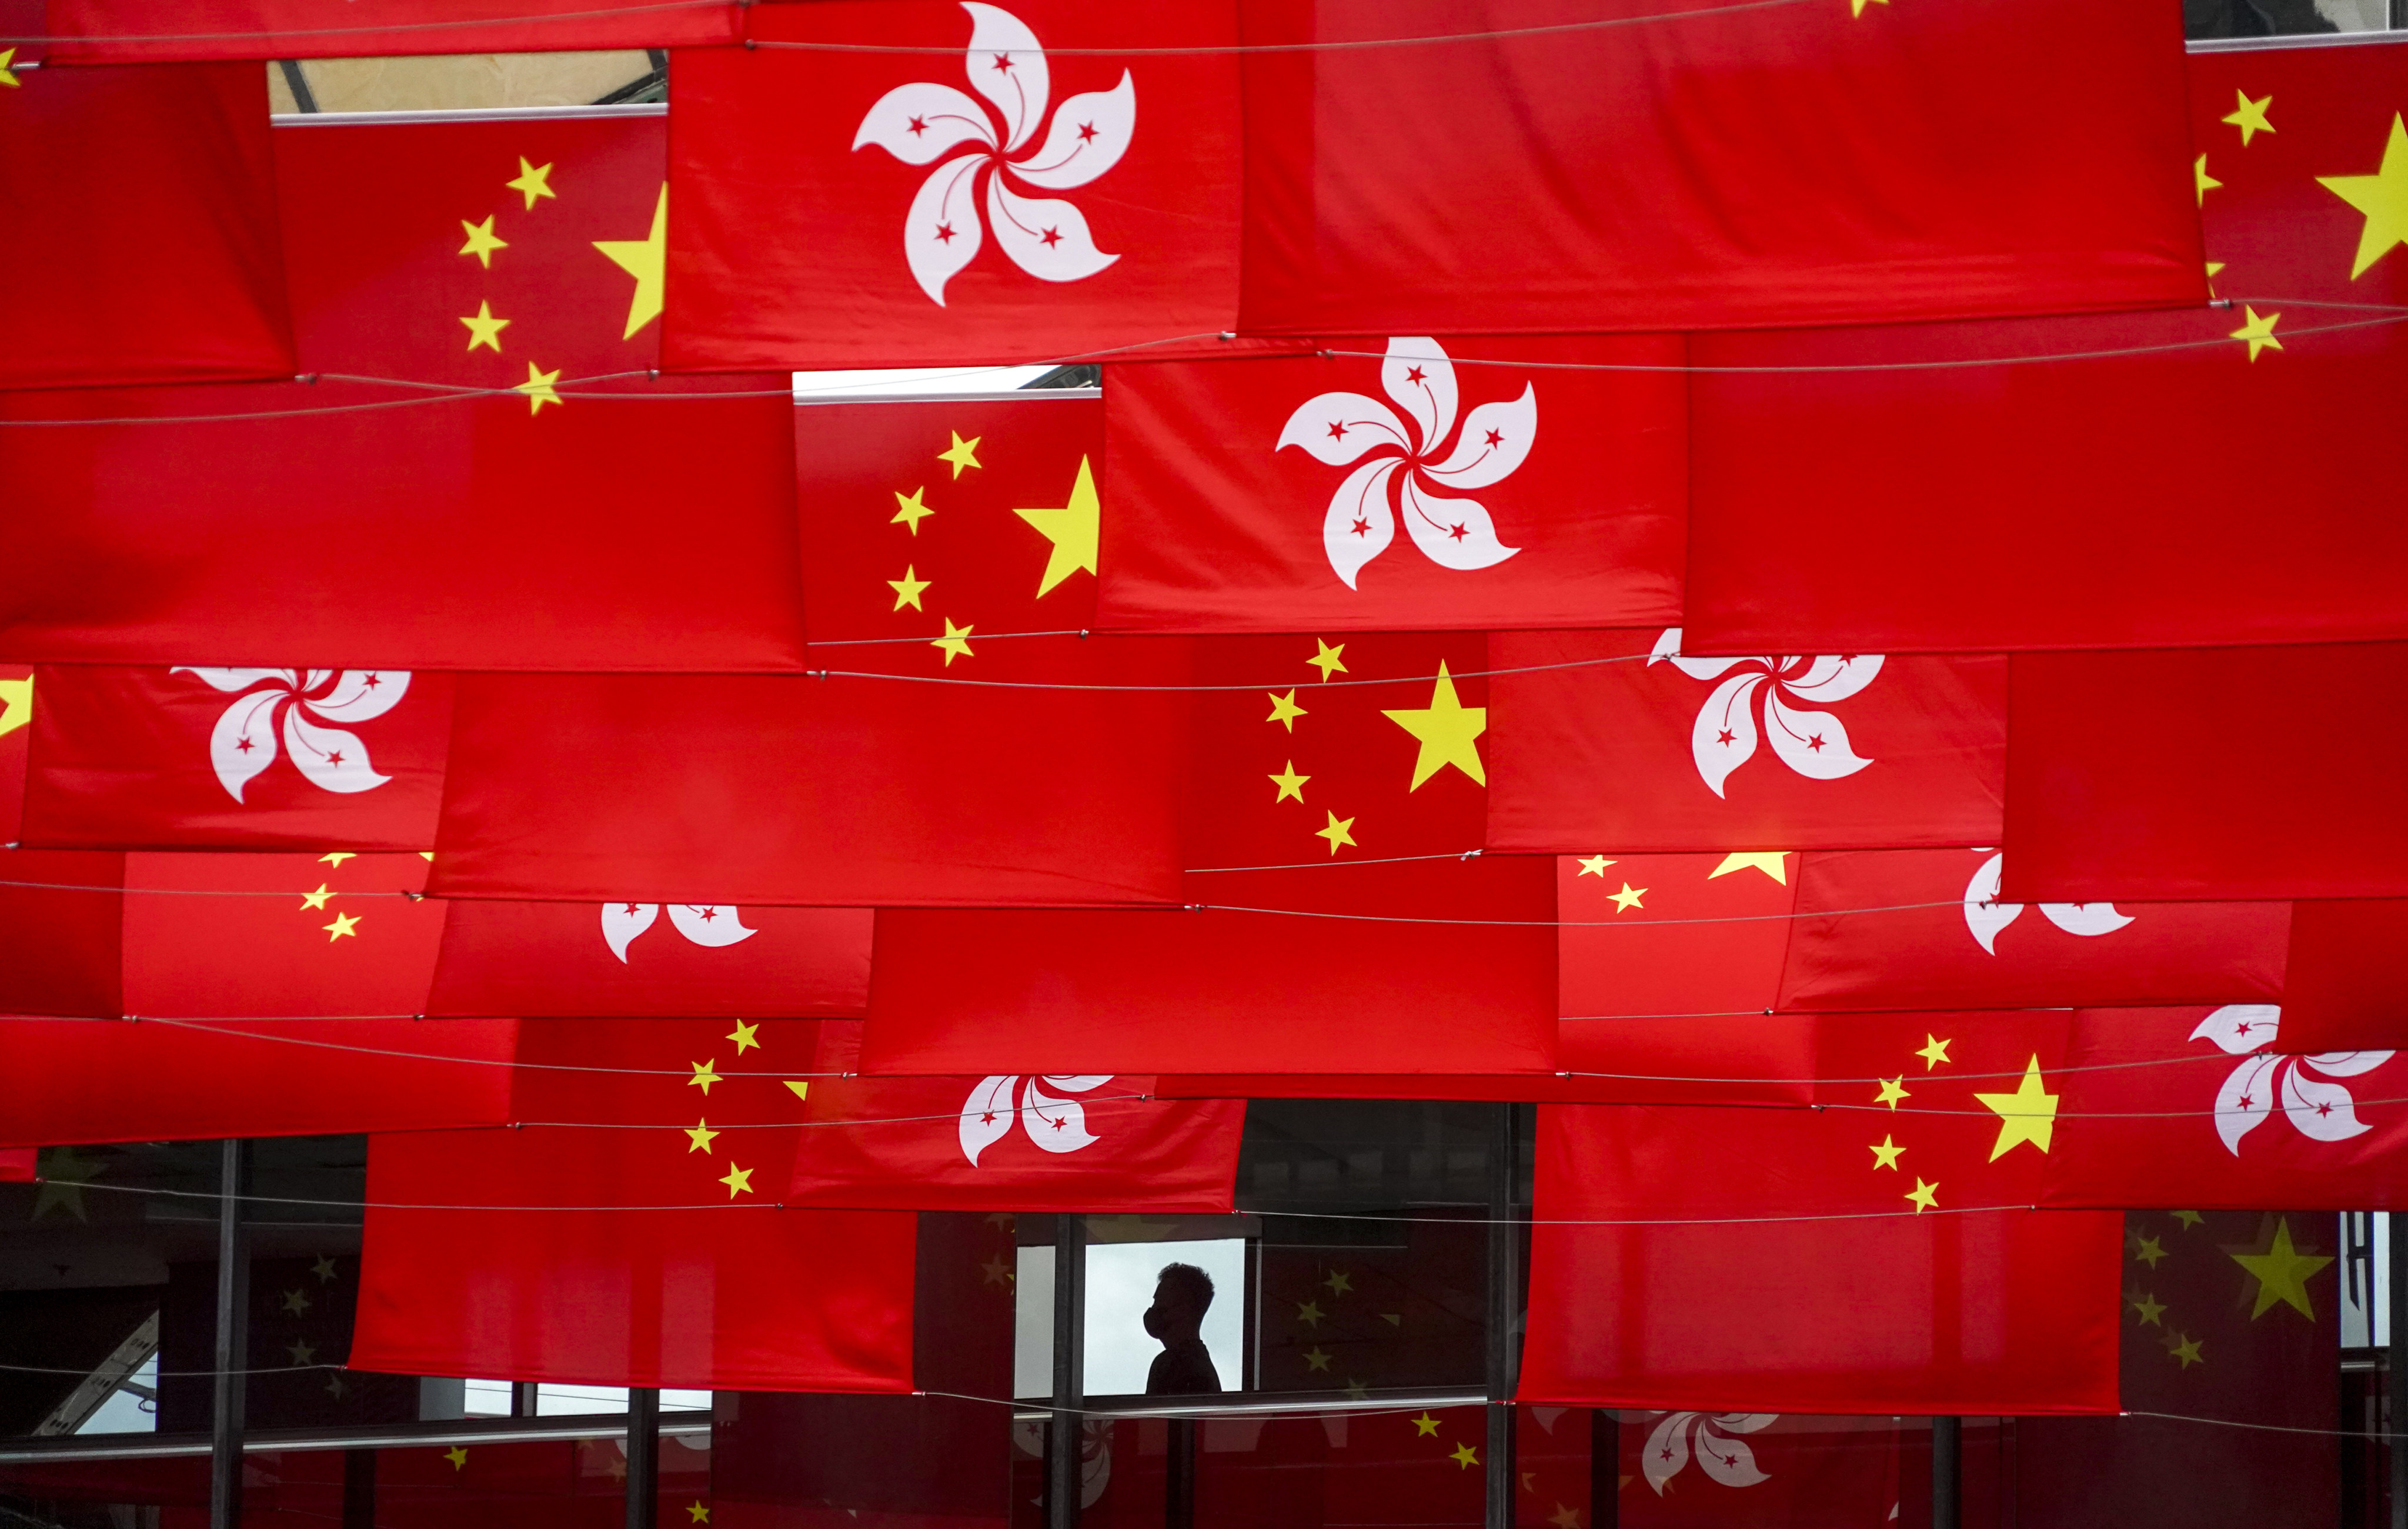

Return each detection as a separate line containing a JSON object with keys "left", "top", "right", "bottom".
{"left": 1143, "top": 1262, "right": 1223, "bottom": 1396}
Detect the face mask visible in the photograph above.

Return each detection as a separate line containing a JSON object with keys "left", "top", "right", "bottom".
{"left": 1143, "top": 1304, "right": 1164, "bottom": 1338}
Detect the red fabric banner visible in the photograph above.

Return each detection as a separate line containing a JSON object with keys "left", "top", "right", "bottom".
{"left": 2042, "top": 1005, "right": 2408, "bottom": 1210}
{"left": 1684, "top": 42, "right": 2408, "bottom": 655}
{"left": 0, "top": 664, "right": 36, "bottom": 844}
{"left": 664, "top": 0, "right": 1241, "bottom": 369}
{"left": 2277, "top": 899, "right": 2408, "bottom": 1052}
{"left": 2004, "top": 642, "right": 2408, "bottom": 902}
{"left": 0, "top": 849, "right": 123, "bottom": 1018}
{"left": 21, "top": 665, "right": 449, "bottom": 851}
{"left": 0, "top": 60, "right": 291, "bottom": 391}
{"left": 0, "top": 1147, "right": 31, "bottom": 1182}
{"left": 785, "top": 1021, "right": 1244, "bottom": 1211}
{"left": 1776, "top": 848, "right": 2290, "bottom": 1012}
{"left": 1487, "top": 633, "right": 2005, "bottom": 852}
{"left": 1591, "top": 1413, "right": 1903, "bottom": 1528}
{"left": 1237, "top": 0, "right": 2200, "bottom": 335}
{"left": 1097, "top": 339, "right": 1685, "bottom": 633}
{"left": 352, "top": 1017, "right": 917, "bottom": 1392}
{"left": 38, "top": 0, "right": 739, "bottom": 59}
{"left": 427, "top": 898, "right": 871, "bottom": 1018}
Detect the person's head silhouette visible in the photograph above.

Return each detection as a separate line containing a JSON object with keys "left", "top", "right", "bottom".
{"left": 1142, "top": 1262, "right": 1223, "bottom": 1395}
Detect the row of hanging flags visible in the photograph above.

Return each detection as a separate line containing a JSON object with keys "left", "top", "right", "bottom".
{"left": 0, "top": 0, "right": 2394, "bottom": 1428}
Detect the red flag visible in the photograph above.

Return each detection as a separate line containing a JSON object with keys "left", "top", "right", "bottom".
{"left": 1777, "top": 848, "right": 2289, "bottom": 1012}
{"left": 784, "top": 1021, "right": 1243, "bottom": 1211}
{"left": 428, "top": 898, "right": 870, "bottom": 1018}
{"left": 2041, "top": 1005, "right": 2408, "bottom": 1211}
{"left": 0, "top": 61, "right": 291, "bottom": 391}
{"left": 21, "top": 665, "right": 449, "bottom": 850}
{"left": 1581, "top": 1413, "right": 1903, "bottom": 1528}
{"left": 2275, "top": 898, "right": 2408, "bottom": 1052}
{"left": 2003, "top": 641, "right": 2408, "bottom": 902}
{"left": 0, "top": 664, "right": 35, "bottom": 844}
{"left": 664, "top": 0, "right": 1241, "bottom": 369}
{"left": 352, "top": 1017, "right": 916, "bottom": 1392}
{"left": 0, "top": 1148, "right": 32, "bottom": 1182}
{"left": 39, "top": 0, "right": 739, "bottom": 59}
{"left": 1684, "top": 41, "right": 2408, "bottom": 656}
{"left": 1237, "top": 0, "right": 2200, "bottom": 335}
{"left": 1096, "top": 338, "right": 1685, "bottom": 633}
{"left": 1488, "top": 633, "right": 2004, "bottom": 852}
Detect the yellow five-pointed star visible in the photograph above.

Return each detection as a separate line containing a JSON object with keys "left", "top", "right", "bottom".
{"left": 1307, "top": 640, "right": 1348, "bottom": 681}
{"left": 2195, "top": 155, "right": 2221, "bottom": 207}
{"left": 1270, "top": 761, "right": 1310, "bottom": 802}
{"left": 1549, "top": 1507, "right": 1582, "bottom": 1529}
{"left": 1850, "top": 0, "right": 1888, "bottom": 14}
{"left": 516, "top": 362, "right": 564, "bottom": 414}
{"left": 1302, "top": 1346, "right": 1332, "bottom": 1371}
{"left": 1708, "top": 851, "right": 1789, "bottom": 884}
{"left": 2167, "top": 1333, "right": 2205, "bottom": 1368}
{"left": 887, "top": 564, "right": 930, "bottom": 611}
{"left": 1315, "top": 811, "right": 1357, "bottom": 855}
{"left": 2230, "top": 1217, "right": 2334, "bottom": 1319}
{"left": 1412, "top": 1412, "right": 1441, "bottom": 1437}
{"left": 2133, "top": 1234, "right": 2167, "bottom": 1267}
{"left": 719, "top": 1163, "right": 754, "bottom": 1197}
{"left": 1608, "top": 882, "right": 1646, "bottom": 912}
{"left": 2222, "top": 91, "right": 2274, "bottom": 146}
{"left": 1267, "top": 690, "right": 1307, "bottom": 731}
{"left": 0, "top": 47, "right": 19, "bottom": 87}
{"left": 507, "top": 156, "right": 557, "bottom": 210}
{"left": 1973, "top": 1055, "right": 2060, "bottom": 1160}
{"left": 931, "top": 618, "right": 975, "bottom": 666}
{"left": 1916, "top": 1034, "right": 1953, "bottom": 1070}
{"left": 312, "top": 1254, "right": 339, "bottom": 1283}
{"left": 1575, "top": 855, "right": 1614, "bottom": 878}
{"left": 689, "top": 1059, "right": 722, "bottom": 1095}
{"left": 593, "top": 183, "right": 667, "bottom": 340}
{"left": 1381, "top": 662, "right": 1487, "bottom": 789}
{"left": 1904, "top": 1177, "right": 1939, "bottom": 1213}
{"left": 726, "top": 1019, "right": 760, "bottom": 1054}
{"left": 0, "top": 675, "right": 29, "bottom": 738}
{"left": 446, "top": 1446, "right": 469, "bottom": 1470}
{"left": 2172, "top": 1209, "right": 2206, "bottom": 1229}
{"left": 287, "top": 1339, "right": 316, "bottom": 1365}
{"left": 2321, "top": 114, "right": 2408, "bottom": 278}
{"left": 891, "top": 486, "right": 934, "bottom": 534}
{"left": 459, "top": 215, "right": 507, "bottom": 268}
{"left": 1450, "top": 1443, "right": 1480, "bottom": 1468}
{"left": 2229, "top": 306, "right": 2282, "bottom": 362}
{"left": 299, "top": 884, "right": 334, "bottom": 911}
{"left": 2129, "top": 1291, "right": 2166, "bottom": 1327}
{"left": 684, "top": 1120, "right": 719, "bottom": 1154}
{"left": 687, "top": 1504, "right": 710, "bottom": 1525}
{"left": 281, "top": 1287, "right": 310, "bottom": 1314}
{"left": 320, "top": 851, "right": 356, "bottom": 867}
{"left": 1013, "top": 454, "right": 1100, "bottom": 597}
{"left": 784, "top": 1080, "right": 810, "bottom": 1102}
{"left": 322, "top": 912, "right": 360, "bottom": 942}
{"left": 460, "top": 300, "right": 510, "bottom": 354}
{"left": 938, "top": 431, "right": 982, "bottom": 477}
{"left": 1325, "top": 1270, "right": 1352, "bottom": 1294}
{"left": 1869, "top": 1135, "right": 1904, "bottom": 1170}
{"left": 1874, "top": 1076, "right": 1910, "bottom": 1110}
{"left": 1295, "top": 1300, "right": 1324, "bottom": 1327}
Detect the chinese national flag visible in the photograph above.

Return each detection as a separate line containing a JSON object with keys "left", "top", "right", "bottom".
{"left": 784, "top": 1021, "right": 1244, "bottom": 1212}
{"left": 0, "top": 665, "right": 36, "bottom": 844}
{"left": 1487, "top": 633, "right": 2004, "bottom": 852}
{"left": 0, "top": 59, "right": 292, "bottom": 391}
{"left": 1096, "top": 337, "right": 1685, "bottom": 633}
{"left": 352, "top": 1017, "right": 917, "bottom": 1392}
{"left": 2273, "top": 898, "right": 2408, "bottom": 1052}
{"left": 39, "top": 0, "right": 737, "bottom": 60}
{"left": 427, "top": 899, "right": 870, "bottom": 1018}
{"left": 0, "top": 111, "right": 803, "bottom": 672}
{"left": 1237, "top": 0, "right": 2200, "bottom": 336}
{"left": 1684, "top": 42, "right": 2408, "bottom": 656}
{"left": 2041, "top": 1005, "right": 2408, "bottom": 1211}
{"left": 1776, "top": 848, "right": 2289, "bottom": 1012}
{"left": 664, "top": 0, "right": 1241, "bottom": 369}
{"left": 0, "top": 1149, "right": 34, "bottom": 1182}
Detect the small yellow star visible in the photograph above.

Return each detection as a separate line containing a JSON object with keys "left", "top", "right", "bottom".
{"left": 890, "top": 486, "right": 934, "bottom": 534}
{"left": 1549, "top": 1507, "right": 1582, "bottom": 1529}
{"left": 325, "top": 1374, "right": 348, "bottom": 1398}
{"left": 459, "top": 300, "right": 510, "bottom": 353}
{"left": 1575, "top": 855, "right": 1614, "bottom": 877}
{"left": 726, "top": 1019, "right": 760, "bottom": 1054}
{"left": 2222, "top": 91, "right": 2273, "bottom": 146}
{"left": 1849, "top": 0, "right": 1888, "bottom": 14}
{"left": 459, "top": 216, "right": 507, "bottom": 267}
{"left": 887, "top": 565, "right": 930, "bottom": 611}
{"left": 445, "top": 1446, "right": 469, "bottom": 1470}
{"left": 2229, "top": 306, "right": 2282, "bottom": 362}
{"left": 299, "top": 884, "right": 334, "bottom": 911}
{"left": 689, "top": 1059, "right": 721, "bottom": 1095}
{"left": 1708, "top": 851, "right": 1789, "bottom": 884}
{"left": 1904, "top": 1178, "right": 1939, "bottom": 1213}
{"left": 1270, "top": 761, "right": 1310, "bottom": 803}
{"left": 2230, "top": 1217, "right": 2334, "bottom": 1320}
{"left": 1315, "top": 811, "right": 1357, "bottom": 855}
{"left": 938, "top": 431, "right": 983, "bottom": 477}
{"left": 516, "top": 362, "right": 563, "bottom": 414}
{"left": 1874, "top": 1076, "right": 1909, "bottom": 1110}
{"left": 1267, "top": 690, "right": 1307, "bottom": 730}
{"left": 980, "top": 1253, "right": 1014, "bottom": 1286}
{"left": 0, "top": 674, "right": 29, "bottom": 738}
{"left": 0, "top": 48, "right": 19, "bottom": 87}
{"left": 593, "top": 183, "right": 667, "bottom": 339}
{"left": 1916, "top": 1035, "right": 1952, "bottom": 1070}
{"left": 1608, "top": 882, "right": 1646, "bottom": 912}
{"left": 686, "top": 1505, "right": 711, "bottom": 1525}
{"left": 1307, "top": 640, "right": 1348, "bottom": 681}
{"left": 1973, "top": 1055, "right": 2060, "bottom": 1160}
{"left": 1324, "top": 1270, "right": 1352, "bottom": 1295}
{"left": 2320, "top": 113, "right": 2408, "bottom": 278}
{"left": 1450, "top": 1443, "right": 1480, "bottom": 1469}
{"left": 312, "top": 1254, "right": 339, "bottom": 1283}
{"left": 1412, "top": 1412, "right": 1441, "bottom": 1437}
{"left": 2133, "top": 1234, "right": 2167, "bottom": 1267}
{"left": 2167, "top": 1332, "right": 2205, "bottom": 1368}
{"left": 719, "top": 1163, "right": 754, "bottom": 1197}
{"left": 507, "top": 156, "right": 557, "bottom": 210}
{"left": 684, "top": 1120, "right": 719, "bottom": 1153}
{"left": 322, "top": 912, "right": 360, "bottom": 942}
{"left": 319, "top": 852, "right": 357, "bottom": 868}
{"left": 1013, "top": 455, "right": 1100, "bottom": 597}
{"left": 2195, "top": 155, "right": 2221, "bottom": 207}
{"left": 1869, "top": 1135, "right": 1903, "bottom": 1170}
{"left": 1302, "top": 1347, "right": 1332, "bottom": 1371}
{"left": 1295, "top": 1300, "right": 1324, "bottom": 1327}
{"left": 2172, "top": 1210, "right": 2206, "bottom": 1229}
{"left": 280, "top": 1288, "right": 310, "bottom": 1314}
{"left": 931, "top": 618, "right": 975, "bottom": 666}
{"left": 2128, "top": 1291, "right": 2166, "bottom": 1327}
{"left": 1381, "top": 661, "right": 1487, "bottom": 789}
{"left": 287, "top": 1339, "right": 317, "bottom": 1365}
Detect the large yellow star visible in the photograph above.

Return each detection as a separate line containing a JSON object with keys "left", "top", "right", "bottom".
{"left": 1315, "top": 811, "right": 1357, "bottom": 855}
{"left": 2132, "top": 1234, "right": 2167, "bottom": 1267}
{"left": 726, "top": 1019, "right": 760, "bottom": 1054}
{"left": 2128, "top": 1290, "right": 2165, "bottom": 1327}
{"left": 887, "top": 565, "right": 930, "bottom": 611}
{"left": 2222, "top": 91, "right": 2273, "bottom": 146}
{"left": 1013, "top": 454, "right": 1099, "bottom": 597}
{"left": 1869, "top": 1135, "right": 1903, "bottom": 1170}
{"left": 1608, "top": 882, "right": 1646, "bottom": 912}
{"left": 2229, "top": 306, "right": 2282, "bottom": 363}
{"left": 1295, "top": 1300, "right": 1324, "bottom": 1327}
{"left": 459, "top": 215, "right": 507, "bottom": 268}
{"left": 1381, "top": 661, "right": 1487, "bottom": 789}
{"left": 0, "top": 675, "right": 29, "bottom": 738}
{"left": 719, "top": 1163, "right": 754, "bottom": 1197}
{"left": 460, "top": 300, "right": 510, "bottom": 354}
{"left": 684, "top": 1120, "right": 718, "bottom": 1154}
{"left": 1904, "top": 1178, "right": 1939, "bottom": 1213}
{"left": 2230, "top": 1217, "right": 2333, "bottom": 1320}
{"left": 1874, "top": 1076, "right": 1909, "bottom": 1110}
{"left": 1708, "top": 851, "right": 1789, "bottom": 884}
{"left": 689, "top": 1059, "right": 721, "bottom": 1095}
{"left": 938, "top": 431, "right": 982, "bottom": 477}
{"left": 298, "top": 884, "right": 333, "bottom": 911}
{"left": 0, "top": 48, "right": 20, "bottom": 87}
{"left": 1450, "top": 1443, "right": 1479, "bottom": 1468}
{"left": 1915, "top": 1034, "right": 1952, "bottom": 1070}
{"left": 1303, "top": 1347, "right": 1332, "bottom": 1372}
{"left": 890, "top": 486, "right": 934, "bottom": 534}
{"left": 2195, "top": 155, "right": 2221, "bottom": 207}
{"left": 931, "top": 619, "right": 976, "bottom": 666}
{"left": 516, "top": 362, "right": 564, "bottom": 415}
{"left": 2167, "top": 1333, "right": 2205, "bottom": 1368}
{"left": 1412, "top": 1413, "right": 1440, "bottom": 1437}
{"left": 1575, "top": 855, "right": 1614, "bottom": 877}
{"left": 322, "top": 912, "right": 360, "bottom": 942}
{"left": 1973, "top": 1055, "right": 2059, "bottom": 1160}
{"left": 593, "top": 183, "right": 667, "bottom": 340}
{"left": 1307, "top": 640, "right": 1348, "bottom": 681}
{"left": 1267, "top": 690, "right": 1307, "bottom": 731}
{"left": 507, "top": 156, "right": 557, "bottom": 210}
{"left": 2320, "top": 114, "right": 2408, "bottom": 279}
{"left": 1269, "top": 761, "right": 1310, "bottom": 803}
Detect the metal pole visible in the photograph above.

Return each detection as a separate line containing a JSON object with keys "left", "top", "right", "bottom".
{"left": 624, "top": 1387, "right": 660, "bottom": 1529}
{"left": 341, "top": 1447, "right": 376, "bottom": 1529}
{"left": 1048, "top": 1214, "right": 1087, "bottom": 1529}
{"left": 1165, "top": 1416, "right": 1197, "bottom": 1529}
{"left": 1486, "top": 1105, "right": 1524, "bottom": 1529}
{"left": 209, "top": 1140, "right": 252, "bottom": 1529}
{"left": 1931, "top": 1416, "right": 1962, "bottom": 1529}
{"left": 1589, "top": 1408, "right": 1618, "bottom": 1528}
{"left": 2390, "top": 1212, "right": 2405, "bottom": 1529}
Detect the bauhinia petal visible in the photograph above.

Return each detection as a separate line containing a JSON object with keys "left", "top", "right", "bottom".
{"left": 2215, "top": 1054, "right": 2279, "bottom": 1156}
{"left": 667, "top": 903, "right": 759, "bottom": 949}
{"left": 1694, "top": 1430, "right": 1770, "bottom": 1489}
{"left": 2300, "top": 1049, "right": 2394, "bottom": 1078}
{"left": 1037, "top": 1075, "right": 1113, "bottom": 1092}
{"left": 1648, "top": 627, "right": 1756, "bottom": 682}
{"left": 1322, "top": 457, "right": 1401, "bottom": 590}
{"left": 960, "top": 1075, "right": 1021, "bottom": 1165}
{"left": 1421, "top": 384, "right": 1536, "bottom": 492}
{"left": 1642, "top": 1414, "right": 1692, "bottom": 1494}
{"left": 1715, "top": 1414, "right": 1781, "bottom": 1435}
{"left": 1781, "top": 654, "right": 1885, "bottom": 703}
{"left": 1398, "top": 475, "right": 1518, "bottom": 573}
{"left": 1277, "top": 392, "right": 1410, "bottom": 467}
{"left": 2282, "top": 1063, "right": 2374, "bottom": 1143}
{"left": 2190, "top": 1004, "right": 2280, "bottom": 1056}
{"left": 601, "top": 902, "right": 661, "bottom": 963}
{"left": 963, "top": 1, "right": 1049, "bottom": 153}
{"left": 1381, "top": 337, "right": 1456, "bottom": 454}
{"left": 173, "top": 666, "right": 298, "bottom": 694}
{"left": 2037, "top": 901, "right": 2136, "bottom": 938}
{"left": 1009, "top": 72, "right": 1133, "bottom": 190}
{"left": 987, "top": 175, "right": 1117, "bottom": 283}
{"left": 1690, "top": 673, "right": 1763, "bottom": 799}
{"left": 853, "top": 80, "right": 997, "bottom": 165}
{"left": 904, "top": 154, "right": 988, "bottom": 305}
{"left": 282, "top": 708, "right": 391, "bottom": 795}
{"left": 1962, "top": 852, "right": 2023, "bottom": 955}
{"left": 1763, "top": 694, "right": 1873, "bottom": 781}
{"left": 307, "top": 670, "right": 410, "bottom": 723}
{"left": 204, "top": 690, "right": 283, "bottom": 802}
{"left": 1021, "top": 1078, "right": 1102, "bottom": 1154}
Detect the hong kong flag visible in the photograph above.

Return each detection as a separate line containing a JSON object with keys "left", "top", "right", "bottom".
{"left": 664, "top": 0, "right": 1241, "bottom": 369}
{"left": 39, "top": 0, "right": 737, "bottom": 60}
{"left": 428, "top": 898, "right": 870, "bottom": 1018}
{"left": 1097, "top": 337, "right": 1685, "bottom": 633}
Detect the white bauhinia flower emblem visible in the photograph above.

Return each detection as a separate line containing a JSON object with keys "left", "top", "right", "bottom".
{"left": 172, "top": 667, "right": 409, "bottom": 803}
{"left": 853, "top": 2, "right": 1133, "bottom": 305}
{"left": 1647, "top": 630, "right": 1881, "bottom": 798}
{"left": 1276, "top": 336, "right": 1533, "bottom": 590}
{"left": 600, "top": 902, "right": 758, "bottom": 963}
{"left": 1641, "top": 1412, "right": 1777, "bottom": 1495}
{"left": 1961, "top": 851, "right": 2135, "bottom": 955}
{"left": 2190, "top": 1005, "right": 2395, "bottom": 1156}
{"left": 960, "top": 1073, "right": 1111, "bottom": 1165}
